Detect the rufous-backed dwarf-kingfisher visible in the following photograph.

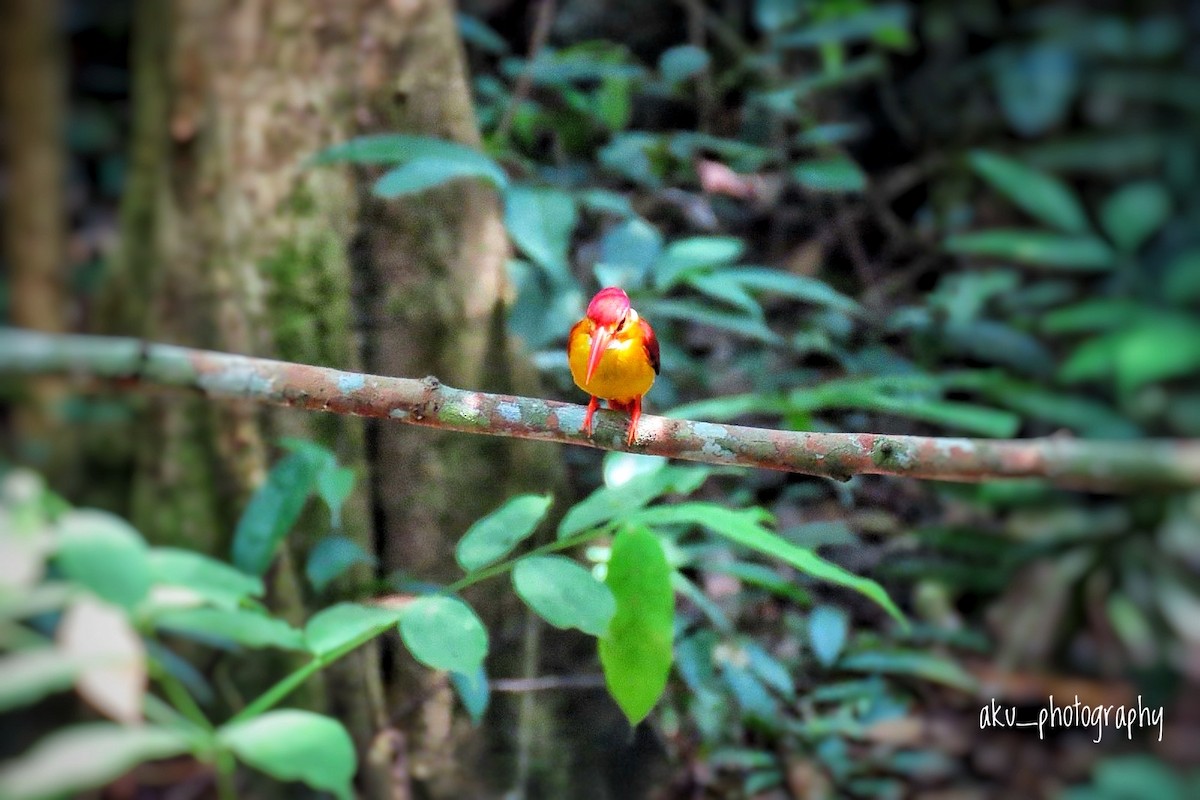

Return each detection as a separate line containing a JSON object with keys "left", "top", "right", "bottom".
{"left": 568, "top": 287, "right": 661, "bottom": 446}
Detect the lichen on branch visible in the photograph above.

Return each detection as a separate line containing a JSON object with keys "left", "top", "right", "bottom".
{"left": 3, "top": 327, "right": 1198, "bottom": 491}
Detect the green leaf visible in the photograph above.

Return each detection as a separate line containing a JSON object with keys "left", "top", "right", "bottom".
{"left": 220, "top": 710, "right": 355, "bottom": 800}
{"left": 704, "top": 561, "right": 811, "bottom": 605}
{"left": 967, "top": 150, "right": 1089, "bottom": 234}
{"left": 513, "top": 555, "right": 616, "bottom": 636}
{"left": 1165, "top": 248, "right": 1200, "bottom": 304}
{"left": 755, "top": 0, "right": 803, "bottom": 33}
{"left": 944, "top": 230, "right": 1114, "bottom": 270}
{"left": 316, "top": 466, "right": 355, "bottom": 528}
{"left": 232, "top": 452, "right": 319, "bottom": 576}
{"left": 635, "top": 298, "right": 781, "bottom": 344}
{"left": 504, "top": 185, "right": 578, "bottom": 280}
{"left": 654, "top": 236, "right": 745, "bottom": 288}
{"left": 558, "top": 465, "right": 708, "bottom": 538}
{"left": 1061, "top": 317, "right": 1200, "bottom": 391}
{"left": 305, "top": 603, "right": 401, "bottom": 657}
{"left": 840, "top": 650, "right": 977, "bottom": 692}
{"left": 374, "top": 156, "right": 507, "bottom": 197}
{"left": 0, "top": 649, "right": 78, "bottom": 713}
{"left": 686, "top": 272, "right": 764, "bottom": 318}
{"left": 718, "top": 655, "right": 776, "bottom": 720}
{"left": 457, "top": 494, "right": 553, "bottom": 572}
{"left": 153, "top": 607, "right": 305, "bottom": 651}
{"left": 732, "top": 268, "right": 862, "bottom": 315}
{"left": 54, "top": 510, "right": 150, "bottom": 610}
{"left": 598, "top": 217, "right": 663, "bottom": 284}
{"left": 628, "top": 504, "right": 906, "bottom": 626}
{"left": 808, "top": 605, "right": 849, "bottom": 667}
{"left": 1099, "top": 181, "right": 1172, "bottom": 252}
{"left": 399, "top": 595, "right": 488, "bottom": 673}
{"left": 1115, "top": 319, "right": 1200, "bottom": 391}
{"left": 451, "top": 666, "right": 490, "bottom": 724}
{"left": 148, "top": 547, "right": 264, "bottom": 610}
{"left": 312, "top": 133, "right": 506, "bottom": 187}
{"left": 992, "top": 44, "right": 1078, "bottom": 137}
{"left": 305, "top": 535, "right": 377, "bottom": 593}
{"left": 0, "top": 724, "right": 189, "bottom": 800}
{"left": 457, "top": 13, "right": 509, "bottom": 54}
{"left": 658, "top": 45, "right": 710, "bottom": 83}
{"left": 777, "top": 4, "right": 910, "bottom": 48}
{"left": 792, "top": 156, "right": 866, "bottom": 192}
{"left": 596, "top": 76, "right": 634, "bottom": 132}
{"left": 599, "top": 528, "right": 674, "bottom": 725}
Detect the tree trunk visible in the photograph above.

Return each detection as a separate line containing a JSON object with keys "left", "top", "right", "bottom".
{"left": 108, "top": 0, "right": 569, "bottom": 795}
{"left": 0, "top": 0, "right": 68, "bottom": 470}
{"left": 353, "top": 2, "right": 566, "bottom": 797}
{"left": 109, "top": 0, "right": 394, "bottom": 794}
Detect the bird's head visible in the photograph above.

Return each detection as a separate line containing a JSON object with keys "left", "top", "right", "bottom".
{"left": 584, "top": 286, "right": 639, "bottom": 382}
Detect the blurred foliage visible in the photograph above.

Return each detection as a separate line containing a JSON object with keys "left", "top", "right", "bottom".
{"left": 450, "top": 0, "right": 1200, "bottom": 795}
{"left": 4, "top": 0, "right": 1200, "bottom": 796}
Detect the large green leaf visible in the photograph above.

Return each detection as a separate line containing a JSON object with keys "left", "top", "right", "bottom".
{"left": 148, "top": 547, "right": 264, "bottom": 610}
{"left": 0, "top": 724, "right": 189, "bottom": 800}
{"left": 232, "top": 452, "right": 319, "bottom": 576}
{"left": 398, "top": 595, "right": 488, "bottom": 674}
{"left": 628, "top": 504, "right": 906, "bottom": 625}
{"left": 456, "top": 494, "right": 553, "bottom": 572}
{"left": 504, "top": 186, "right": 578, "bottom": 280}
{"left": 512, "top": 555, "right": 616, "bottom": 636}
{"left": 305, "top": 603, "right": 401, "bottom": 657}
{"left": 54, "top": 511, "right": 150, "bottom": 610}
{"left": 944, "top": 230, "right": 1114, "bottom": 270}
{"left": 792, "top": 156, "right": 867, "bottom": 192}
{"left": 599, "top": 527, "right": 674, "bottom": 725}
{"left": 220, "top": 710, "right": 355, "bottom": 800}
{"left": 967, "top": 150, "right": 1089, "bottom": 234}
{"left": 0, "top": 649, "right": 78, "bottom": 713}
{"left": 152, "top": 607, "right": 305, "bottom": 651}
{"left": 1099, "top": 181, "right": 1172, "bottom": 252}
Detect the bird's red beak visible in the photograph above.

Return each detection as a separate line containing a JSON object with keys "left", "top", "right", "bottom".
{"left": 586, "top": 325, "right": 613, "bottom": 383}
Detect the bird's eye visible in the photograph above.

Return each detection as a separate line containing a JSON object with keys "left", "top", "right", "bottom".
{"left": 615, "top": 315, "right": 627, "bottom": 333}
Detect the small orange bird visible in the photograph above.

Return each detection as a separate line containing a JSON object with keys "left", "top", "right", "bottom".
{"left": 568, "top": 287, "right": 661, "bottom": 446}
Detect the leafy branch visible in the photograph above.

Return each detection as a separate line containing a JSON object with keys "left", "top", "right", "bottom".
{"left": 3, "top": 327, "right": 1198, "bottom": 490}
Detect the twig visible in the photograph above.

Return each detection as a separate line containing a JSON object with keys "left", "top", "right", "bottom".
{"left": 495, "top": 0, "right": 557, "bottom": 142}
{"left": 490, "top": 675, "right": 607, "bottom": 692}
{"left": 2, "top": 328, "right": 1198, "bottom": 491}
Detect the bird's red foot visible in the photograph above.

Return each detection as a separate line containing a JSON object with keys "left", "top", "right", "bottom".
{"left": 623, "top": 397, "right": 643, "bottom": 446}
{"left": 583, "top": 396, "right": 600, "bottom": 436}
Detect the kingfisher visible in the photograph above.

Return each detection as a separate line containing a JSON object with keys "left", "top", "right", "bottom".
{"left": 568, "top": 287, "right": 660, "bottom": 446}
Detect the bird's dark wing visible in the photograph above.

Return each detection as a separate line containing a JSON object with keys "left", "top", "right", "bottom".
{"left": 639, "top": 318, "right": 661, "bottom": 375}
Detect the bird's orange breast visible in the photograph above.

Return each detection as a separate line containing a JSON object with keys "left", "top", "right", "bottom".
{"left": 568, "top": 319, "right": 657, "bottom": 403}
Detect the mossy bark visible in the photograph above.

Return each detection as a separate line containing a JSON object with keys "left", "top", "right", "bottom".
{"left": 352, "top": 2, "right": 566, "bottom": 796}
{"left": 0, "top": 0, "right": 71, "bottom": 475}
{"left": 108, "top": 1, "right": 393, "bottom": 794}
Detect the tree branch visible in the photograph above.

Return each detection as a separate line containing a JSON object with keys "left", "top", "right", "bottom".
{"left": 2, "top": 327, "right": 1198, "bottom": 491}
